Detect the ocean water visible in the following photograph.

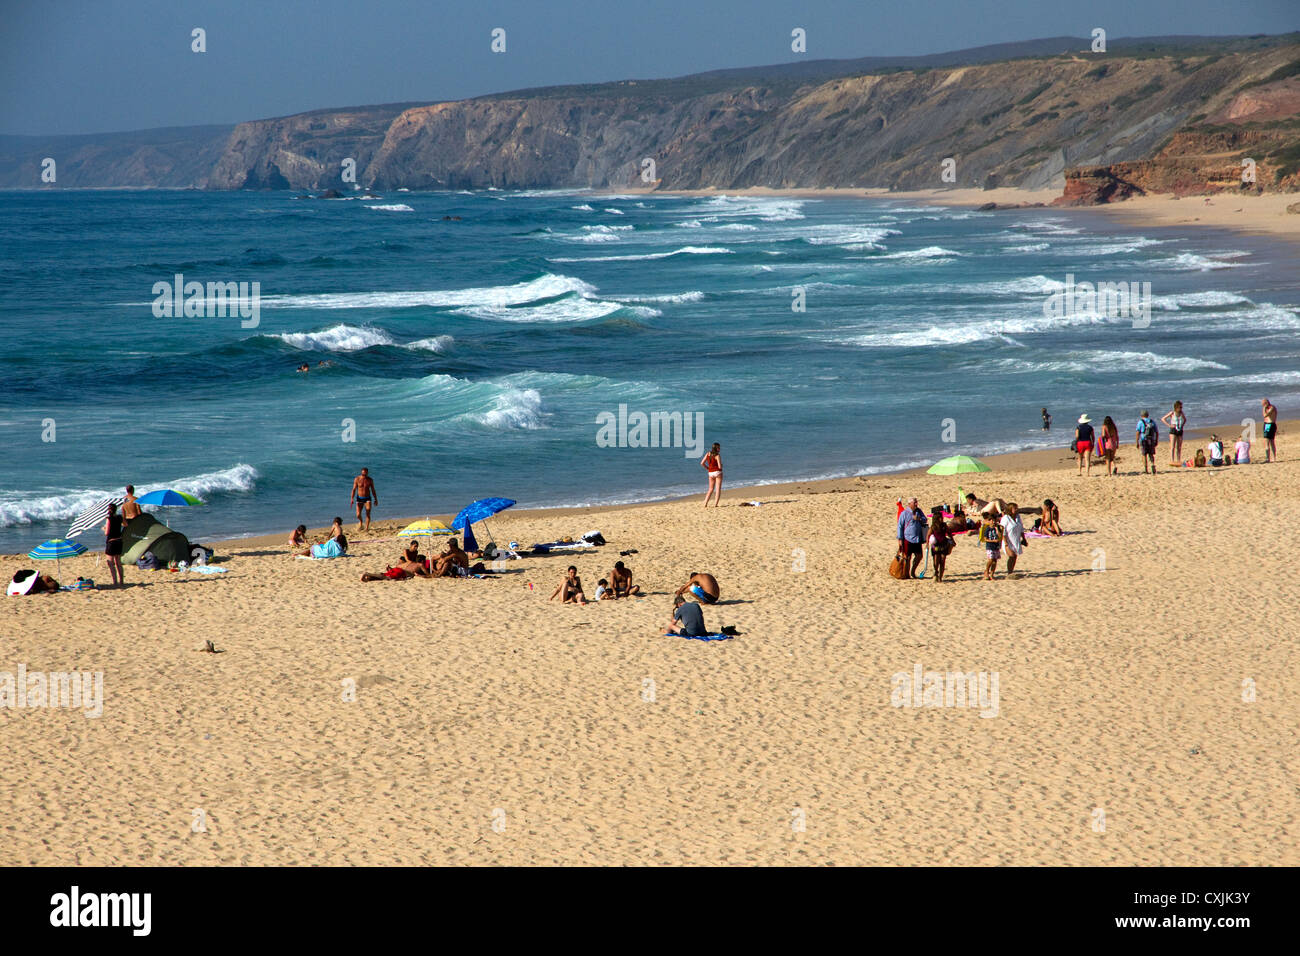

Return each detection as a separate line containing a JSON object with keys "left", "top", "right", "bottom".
{"left": 2, "top": 188, "right": 1298, "bottom": 552}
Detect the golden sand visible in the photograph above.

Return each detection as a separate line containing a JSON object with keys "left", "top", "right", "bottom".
{"left": 5, "top": 431, "right": 1297, "bottom": 865}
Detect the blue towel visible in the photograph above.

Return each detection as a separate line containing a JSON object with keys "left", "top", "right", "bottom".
{"left": 664, "top": 632, "right": 733, "bottom": 641}
{"left": 310, "top": 540, "right": 344, "bottom": 559}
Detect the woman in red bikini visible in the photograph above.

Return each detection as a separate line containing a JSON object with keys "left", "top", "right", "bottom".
{"left": 701, "top": 442, "right": 723, "bottom": 508}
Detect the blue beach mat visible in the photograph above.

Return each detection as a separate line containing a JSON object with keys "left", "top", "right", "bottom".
{"left": 664, "top": 632, "right": 733, "bottom": 642}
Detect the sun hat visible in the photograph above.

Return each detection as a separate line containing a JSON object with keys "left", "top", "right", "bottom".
{"left": 1078, "top": 413, "right": 1092, "bottom": 424}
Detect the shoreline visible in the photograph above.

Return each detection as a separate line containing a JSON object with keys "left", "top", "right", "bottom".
{"left": 154, "top": 415, "right": 1296, "bottom": 555}
{"left": 632, "top": 185, "right": 1300, "bottom": 246}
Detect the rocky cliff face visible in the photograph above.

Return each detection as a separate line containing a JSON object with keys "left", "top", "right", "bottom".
{"left": 7, "top": 37, "right": 1298, "bottom": 198}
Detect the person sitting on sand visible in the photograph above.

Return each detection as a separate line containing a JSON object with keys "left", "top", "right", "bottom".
{"left": 1235, "top": 435, "right": 1251, "bottom": 464}
{"left": 963, "top": 492, "right": 988, "bottom": 513}
{"left": 550, "top": 566, "right": 586, "bottom": 605}
{"left": 288, "top": 524, "right": 308, "bottom": 549}
{"left": 667, "top": 595, "right": 707, "bottom": 637}
{"left": 327, "top": 517, "right": 348, "bottom": 552}
{"left": 1207, "top": 435, "right": 1225, "bottom": 467}
{"left": 1194, "top": 448, "right": 1207, "bottom": 468}
{"left": 926, "top": 512, "right": 952, "bottom": 583}
{"left": 1036, "top": 499, "right": 1062, "bottom": 536}
{"left": 610, "top": 560, "right": 641, "bottom": 598}
{"left": 674, "top": 571, "right": 719, "bottom": 604}
{"left": 594, "top": 578, "right": 615, "bottom": 600}
{"left": 431, "top": 537, "right": 468, "bottom": 576}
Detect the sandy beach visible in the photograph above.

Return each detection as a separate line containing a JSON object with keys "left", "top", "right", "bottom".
{"left": 646, "top": 185, "right": 1300, "bottom": 243}
{"left": 6, "top": 420, "right": 1298, "bottom": 866}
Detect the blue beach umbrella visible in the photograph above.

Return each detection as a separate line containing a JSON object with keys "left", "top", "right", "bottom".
{"left": 28, "top": 538, "right": 88, "bottom": 578}
{"left": 451, "top": 497, "right": 515, "bottom": 547}
{"left": 136, "top": 489, "right": 205, "bottom": 507}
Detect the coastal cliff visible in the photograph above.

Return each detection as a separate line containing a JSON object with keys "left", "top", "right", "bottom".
{"left": 6, "top": 35, "right": 1298, "bottom": 200}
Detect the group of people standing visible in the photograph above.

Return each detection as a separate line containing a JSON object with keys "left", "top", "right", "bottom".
{"left": 896, "top": 495, "right": 1033, "bottom": 582}
{"left": 1070, "top": 399, "right": 1279, "bottom": 476}
{"left": 101, "top": 485, "right": 143, "bottom": 588}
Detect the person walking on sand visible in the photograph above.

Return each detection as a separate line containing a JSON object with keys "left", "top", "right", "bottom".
{"left": 1261, "top": 398, "right": 1278, "bottom": 462}
{"left": 103, "top": 501, "right": 125, "bottom": 587}
{"left": 1161, "top": 401, "right": 1186, "bottom": 466}
{"left": 896, "top": 497, "right": 928, "bottom": 579}
{"left": 351, "top": 467, "right": 377, "bottom": 531}
{"left": 701, "top": 442, "right": 723, "bottom": 508}
{"left": 977, "top": 511, "right": 1004, "bottom": 580}
{"left": 926, "top": 511, "right": 952, "bottom": 583}
{"left": 121, "top": 485, "right": 142, "bottom": 521}
{"left": 1099, "top": 416, "right": 1119, "bottom": 476}
{"left": 1136, "top": 410, "right": 1160, "bottom": 474}
{"left": 1074, "top": 414, "right": 1095, "bottom": 476}
{"left": 1000, "top": 502, "right": 1027, "bottom": 576}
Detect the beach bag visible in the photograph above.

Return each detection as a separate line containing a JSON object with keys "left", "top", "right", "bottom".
{"left": 889, "top": 553, "right": 907, "bottom": 579}
{"left": 136, "top": 553, "right": 161, "bottom": 570}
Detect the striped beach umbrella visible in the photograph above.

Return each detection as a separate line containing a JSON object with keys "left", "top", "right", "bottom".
{"left": 28, "top": 538, "right": 88, "bottom": 578}
{"left": 67, "top": 497, "right": 126, "bottom": 538}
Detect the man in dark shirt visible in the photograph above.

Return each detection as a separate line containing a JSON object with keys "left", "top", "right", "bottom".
{"left": 668, "top": 595, "right": 707, "bottom": 636}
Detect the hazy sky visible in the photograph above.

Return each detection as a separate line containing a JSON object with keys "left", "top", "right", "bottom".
{"left": 2, "top": 0, "right": 1297, "bottom": 135}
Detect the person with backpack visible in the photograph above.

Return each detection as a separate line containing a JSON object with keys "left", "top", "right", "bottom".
{"left": 1136, "top": 410, "right": 1160, "bottom": 474}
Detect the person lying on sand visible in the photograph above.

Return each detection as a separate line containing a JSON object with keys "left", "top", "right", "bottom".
{"left": 666, "top": 595, "right": 707, "bottom": 637}
{"left": 431, "top": 537, "right": 468, "bottom": 577}
{"left": 610, "top": 560, "right": 641, "bottom": 598}
{"left": 360, "top": 556, "right": 431, "bottom": 581}
{"left": 550, "top": 566, "right": 586, "bottom": 605}
{"left": 674, "top": 571, "right": 719, "bottom": 604}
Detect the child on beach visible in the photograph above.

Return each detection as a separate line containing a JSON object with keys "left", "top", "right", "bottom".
{"left": 977, "top": 513, "right": 1003, "bottom": 580}
{"left": 926, "top": 512, "right": 952, "bottom": 583}
{"left": 550, "top": 566, "right": 587, "bottom": 605}
{"left": 594, "top": 579, "right": 615, "bottom": 600}
{"left": 288, "top": 525, "right": 308, "bottom": 549}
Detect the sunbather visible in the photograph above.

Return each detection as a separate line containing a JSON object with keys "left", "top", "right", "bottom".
{"left": 550, "top": 566, "right": 587, "bottom": 605}
{"left": 431, "top": 537, "right": 468, "bottom": 576}
{"left": 610, "top": 560, "right": 641, "bottom": 598}
{"left": 360, "top": 556, "right": 430, "bottom": 582}
{"left": 674, "top": 571, "right": 719, "bottom": 604}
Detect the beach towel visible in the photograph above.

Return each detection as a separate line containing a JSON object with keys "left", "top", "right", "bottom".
{"left": 664, "top": 632, "right": 733, "bottom": 642}
{"left": 529, "top": 540, "right": 596, "bottom": 553}
{"left": 310, "top": 540, "right": 344, "bottom": 559}
{"left": 179, "top": 565, "right": 228, "bottom": 574}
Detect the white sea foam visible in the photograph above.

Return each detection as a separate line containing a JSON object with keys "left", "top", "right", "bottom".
{"left": 1153, "top": 252, "right": 1245, "bottom": 272}
{"left": 571, "top": 204, "right": 595, "bottom": 211}
{"left": 271, "top": 324, "right": 395, "bottom": 351}
{"left": 364, "top": 203, "right": 414, "bottom": 212}
{"left": 404, "top": 335, "right": 454, "bottom": 353}
{"left": 1003, "top": 243, "right": 1051, "bottom": 253}
{"left": 476, "top": 388, "right": 545, "bottom": 429}
{"left": 697, "top": 195, "right": 807, "bottom": 221}
{"left": 0, "top": 464, "right": 259, "bottom": 529}
{"left": 604, "top": 208, "right": 624, "bottom": 215}
{"left": 875, "top": 245, "right": 962, "bottom": 261}
{"left": 621, "top": 291, "right": 706, "bottom": 304}
{"left": 563, "top": 224, "right": 634, "bottom": 243}
{"left": 549, "top": 246, "right": 734, "bottom": 263}
{"left": 452, "top": 297, "right": 627, "bottom": 323}
{"left": 263, "top": 273, "right": 597, "bottom": 310}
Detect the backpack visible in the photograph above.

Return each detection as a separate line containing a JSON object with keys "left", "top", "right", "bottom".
{"left": 1141, "top": 418, "right": 1159, "bottom": 445}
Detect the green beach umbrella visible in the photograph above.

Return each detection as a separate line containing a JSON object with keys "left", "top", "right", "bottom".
{"left": 927, "top": 455, "right": 992, "bottom": 475}
{"left": 136, "top": 489, "right": 204, "bottom": 507}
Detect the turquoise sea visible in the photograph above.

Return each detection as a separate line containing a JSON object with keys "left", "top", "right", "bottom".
{"left": 2, "top": 188, "right": 1298, "bottom": 551}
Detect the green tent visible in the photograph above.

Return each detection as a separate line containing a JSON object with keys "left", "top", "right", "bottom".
{"left": 121, "top": 513, "right": 193, "bottom": 566}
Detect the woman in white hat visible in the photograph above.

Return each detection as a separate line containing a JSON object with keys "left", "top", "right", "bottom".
{"left": 1074, "top": 414, "right": 1095, "bottom": 476}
